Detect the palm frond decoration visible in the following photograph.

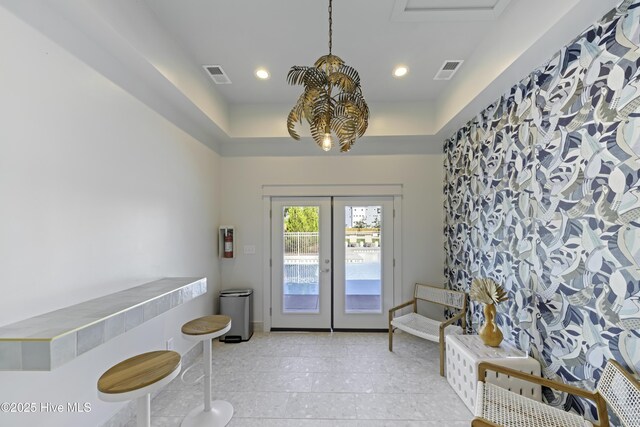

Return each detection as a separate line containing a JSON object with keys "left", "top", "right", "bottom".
{"left": 470, "top": 278, "right": 508, "bottom": 305}
{"left": 286, "top": 0, "right": 369, "bottom": 152}
{"left": 287, "top": 61, "right": 368, "bottom": 152}
{"left": 314, "top": 54, "right": 344, "bottom": 70}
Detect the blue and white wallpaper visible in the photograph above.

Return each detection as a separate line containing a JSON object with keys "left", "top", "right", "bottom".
{"left": 444, "top": 0, "right": 640, "bottom": 422}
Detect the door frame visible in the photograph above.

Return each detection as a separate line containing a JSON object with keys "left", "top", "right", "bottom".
{"left": 261, "top": 185, "right": 403, "bottom": 331}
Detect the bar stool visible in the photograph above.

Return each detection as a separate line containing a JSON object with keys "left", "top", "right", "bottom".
{"left": 181, "top": 315, "right": 233, "bottom": 427}
{"left": 98, "top": 350, "right": 181, "bottom": 427}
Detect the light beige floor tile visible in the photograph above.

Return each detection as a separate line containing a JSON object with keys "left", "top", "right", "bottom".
{"left": 118, "top": 332, "right": 477, "bottom": 426}
{"left": 229, "top": 418, "right": 359, "bottom": 427}
{"left": 284, "top": 392, "right": 358, "bottom": 419}
{"left": 280, "top": 356, "right": 335, "bottom": 373}
{"left": 224, "top": 391, "right": 290, "bottom": 418}
{"left": 150, "top": 386, "right": 203, "bottom": 417}
{"left": 355, "top": 392, "right": 472, "bottom": 421}
{"left": 311, "top": 372, "right": 374, "bottom": 393}
{"left": 299, "top": 344, "right": 350, "bottom": 357}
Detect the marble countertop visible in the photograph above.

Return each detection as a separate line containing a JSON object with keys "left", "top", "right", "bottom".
{"left": 0, "top": 277, "right": 207, "bottom": 371}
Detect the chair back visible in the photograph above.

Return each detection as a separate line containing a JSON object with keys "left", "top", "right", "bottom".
{"left": 414, "top": 283, "right": 466, "bottom": 310}
{"left": 597, "top": 359, "right": 640, "bottom": 427}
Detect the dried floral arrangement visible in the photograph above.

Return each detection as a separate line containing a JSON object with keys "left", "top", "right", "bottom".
{"left": 470, "top": 278, "right": 508, "bottom": 305}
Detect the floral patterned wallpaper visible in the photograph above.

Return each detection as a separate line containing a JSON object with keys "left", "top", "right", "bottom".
{"left": 444, "top": 0, "right": 640, "bottom": 422}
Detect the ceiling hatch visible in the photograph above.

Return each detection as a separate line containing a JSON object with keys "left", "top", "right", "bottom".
{"left": 391, "top": 0, "right": 512, "bottom": 22}
{"left": 434, "top": 60, "right": 464, "bottom": 80}
{"left": 203, "top": 65, "right": 232, "bottom": 84}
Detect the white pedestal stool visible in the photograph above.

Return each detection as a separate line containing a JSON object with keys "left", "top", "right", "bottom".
{"left": 181, "top": 315, "right": 233, "bottom": 427}
{"left": 98, "top": 350, "right": 181, "bottom": 427}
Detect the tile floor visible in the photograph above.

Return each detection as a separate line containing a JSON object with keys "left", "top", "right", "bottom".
{"left": 125, "top": 331, "right": 473, "bottom": 426}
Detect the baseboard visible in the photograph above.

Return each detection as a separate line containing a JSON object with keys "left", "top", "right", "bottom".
{"left": 100, "top": 342, "right": 202, "bottom": 427}
{"left": 252, "top": 321, "right": 264, "bottom": 333}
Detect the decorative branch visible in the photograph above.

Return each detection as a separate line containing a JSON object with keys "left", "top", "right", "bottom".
{"left": 470, "top": 278, "right": 508, "bottom": 305}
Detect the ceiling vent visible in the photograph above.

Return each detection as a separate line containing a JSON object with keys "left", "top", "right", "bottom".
{"left": 434, "top": 60, "right": 464, "bottom": 80}
{"left": 203, "top": 65, "right": 231, "bottom": 84}
{"left": 391, "top": 0, "right": 512, "bottom": 22}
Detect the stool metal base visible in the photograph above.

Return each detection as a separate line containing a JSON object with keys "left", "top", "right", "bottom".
{"left": 136, "top": 394, "right": 150, "bottom": 427}
{"left": 181, "top": 318, "right": 234, "bottom": 427}
{"left": 180, "top": 401, "right": 233, "bottom": 427}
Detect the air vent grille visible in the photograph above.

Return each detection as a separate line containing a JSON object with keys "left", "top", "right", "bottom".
{"left": 442, "top": 61, "right": 460, "bottom": 71}
{"left": 203, "top": 65, "right": 231, "bottom": 84}
{"left": 434, "top": 60, "right": 464, "bottom": 80}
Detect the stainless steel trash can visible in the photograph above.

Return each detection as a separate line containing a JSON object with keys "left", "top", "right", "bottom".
{"left": 219, "top": 289, "right": 253, "bottom": 342}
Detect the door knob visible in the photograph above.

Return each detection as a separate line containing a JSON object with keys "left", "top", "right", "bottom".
{"left": 322, "top": 268, "right": 330, "bottom": 273}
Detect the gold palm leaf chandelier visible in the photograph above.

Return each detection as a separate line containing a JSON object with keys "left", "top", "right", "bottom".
{"left": 287, "top": 0, "right": 369, "bottom": 152}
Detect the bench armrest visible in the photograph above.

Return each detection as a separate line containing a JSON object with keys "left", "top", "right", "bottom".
{"left": 439, "top": 310, "right": 465, "bottom": 330}
{"left": 388, "top": 299, "right": 415, "bottom": 315}
{"left": 477, "top": 362, "right": 597, "bottom": 400}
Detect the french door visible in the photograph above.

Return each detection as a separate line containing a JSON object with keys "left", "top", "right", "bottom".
{"left": 271, "top": 198, "right": 332, "bottom": 329}
{"left": 270, "top": 196, "right": 394, "bottom": 330}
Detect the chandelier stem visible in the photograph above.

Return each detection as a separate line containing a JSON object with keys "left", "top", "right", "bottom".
{"left": 326, "top": 83, "right": 332, "bottom": 133}
{"left": 326, "top": 0, "right": 333, "bottom": 131}
{"left": 328, "top": 0, "right": 332, "bottom": 55}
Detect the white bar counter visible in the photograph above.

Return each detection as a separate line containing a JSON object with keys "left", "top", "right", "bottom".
{"left": 0, "top": 277, "right": 207, "bottom": 371}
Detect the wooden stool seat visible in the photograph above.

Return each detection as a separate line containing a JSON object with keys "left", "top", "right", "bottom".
{"left": 98, "top": 350, "right": 181, "bottom": 395}
{"left": 98, "top": 350, "right": 181, "bottom": 427}
{"left": 182, "top": 315, "right": 231, "bottom": 337}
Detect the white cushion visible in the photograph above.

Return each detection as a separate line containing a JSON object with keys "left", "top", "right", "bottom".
{"left": 390, "top": 312, "right": 462, "bottom": 342}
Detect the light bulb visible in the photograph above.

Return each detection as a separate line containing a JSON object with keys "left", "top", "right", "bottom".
{"left": 321, "top": 133, "right": 333, "bottom": 151}
{"left": 255, "top": 68, "right": 270, "bottom": 80}
{"left": 393, "top": 66, "right": 408, "bottom": 78}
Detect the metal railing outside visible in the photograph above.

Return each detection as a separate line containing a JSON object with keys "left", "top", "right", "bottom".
{"left": 284, "top": 232, "right": 319, "bottom": 256}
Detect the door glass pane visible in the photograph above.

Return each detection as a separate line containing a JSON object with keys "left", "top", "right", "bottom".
{"left": 283, "top": 206, "right": 320, "bottom": 313}
{"left": 344, "top": 206, "right": 381, "bottom": 312}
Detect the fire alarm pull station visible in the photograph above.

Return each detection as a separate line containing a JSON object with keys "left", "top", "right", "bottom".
{"left": 219, "top": 226, "right": 235, "bottom": 259}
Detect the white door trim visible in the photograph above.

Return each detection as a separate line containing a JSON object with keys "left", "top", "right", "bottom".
{"left": 262, "top": 196, "right": 271, "bottom": 331}
{"left": 262, "top": 184, "right": 402, "bottom": 197}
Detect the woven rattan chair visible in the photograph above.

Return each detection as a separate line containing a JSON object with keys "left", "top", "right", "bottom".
{"left": 473, "top": 359, "right": 640, "bottom": 427}
{"left": 388, "top": 283, "right": 466, "bottom": 376}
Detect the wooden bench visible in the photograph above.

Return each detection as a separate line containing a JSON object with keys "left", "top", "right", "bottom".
{"left": 473, "top": 359, "right": 640, "bottom": 427}
{"left": 389, "top": 283, "right": 467, "bottom": 376}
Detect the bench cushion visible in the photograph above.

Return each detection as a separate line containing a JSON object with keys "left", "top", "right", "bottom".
{"left": 390, "top": 312, "right": 463, "bottom": 342}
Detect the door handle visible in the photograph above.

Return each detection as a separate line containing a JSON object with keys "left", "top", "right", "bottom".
{"left": 322, "top": 268, "right": 331, "bottom": 273}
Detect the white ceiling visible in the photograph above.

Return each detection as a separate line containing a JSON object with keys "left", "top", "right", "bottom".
{"left": 0, "top": 0, "right": 621, "bottom": 155}
{"left": 143, "top": 0, "right": 494, "bottom": 104}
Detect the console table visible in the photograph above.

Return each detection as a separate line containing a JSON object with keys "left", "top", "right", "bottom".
{"left": 446, "top": 334, "right": 541, "bottom": 412}
{"left": 0, "top": 277, "right": 207, "bottom": 371}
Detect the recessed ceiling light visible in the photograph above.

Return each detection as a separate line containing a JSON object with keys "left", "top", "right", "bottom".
{"left": 393, "top": 66, "right": 409, "bottom": 78}
{"left": 255, "top": 68, "right": 270, "bottom": 80}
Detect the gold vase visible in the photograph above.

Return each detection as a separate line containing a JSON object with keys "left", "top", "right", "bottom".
{"left": 479, "top": 303, "right": 503, "bottom": 347}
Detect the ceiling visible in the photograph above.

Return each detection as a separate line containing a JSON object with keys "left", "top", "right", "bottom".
{"left": 143, "top": 0, "right": 493, "bottom": 104}
{"left": 1, "top": 0, "right": 621, "bottom": 155}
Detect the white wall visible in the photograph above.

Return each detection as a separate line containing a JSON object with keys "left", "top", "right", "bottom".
{"left": 0, "top": 7, "right": 220, "bottom": 426}
{"left": 219, "top": 155, "right": 444, "bottom": 328}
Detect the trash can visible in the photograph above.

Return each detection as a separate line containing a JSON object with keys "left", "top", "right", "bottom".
{"left": 219, "top": 289, "right": 253, "bottom": 343}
